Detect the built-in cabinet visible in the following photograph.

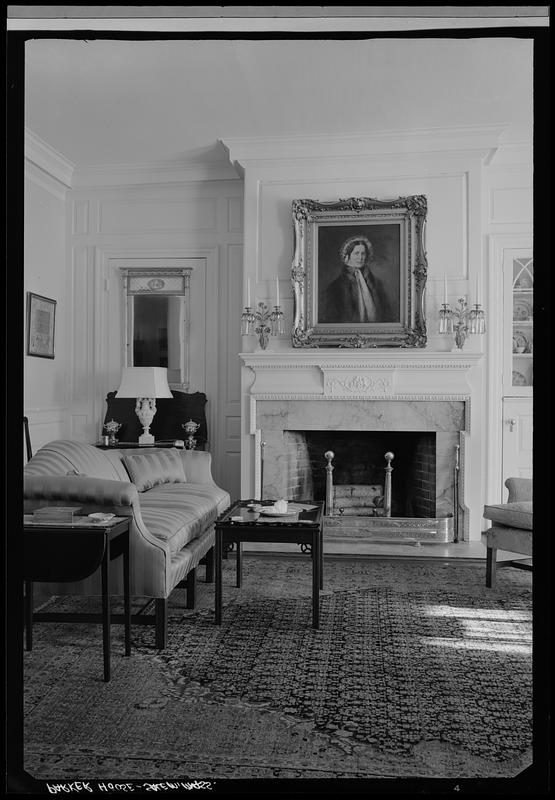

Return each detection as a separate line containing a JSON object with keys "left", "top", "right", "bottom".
{"left": 502, "top": 251, "right": 533, "bottom": 484}
{"left": 505, "top": 255, "right": 533, "bottom": 393}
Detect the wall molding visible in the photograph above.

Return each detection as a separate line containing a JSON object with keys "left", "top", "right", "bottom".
{"left": 24, "top": 160, "right": 68, "bottom": 202}
{"left": 222, "top": 124, "right": 507, "bottom": 167}
{"left": 72, "top": 158, "right": 239, "bottom": 188}
{"left": 25, "top": 128, "right": 74, "bottom": 188}
{"left": 241, "top": 352, "right": 483, "bottom": 371}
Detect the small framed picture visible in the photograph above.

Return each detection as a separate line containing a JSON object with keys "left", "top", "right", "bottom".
{"left": 26, "top": 292, "right": 57, "bottom": 359}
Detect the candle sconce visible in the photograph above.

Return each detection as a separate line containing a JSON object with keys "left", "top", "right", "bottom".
{"left": 438, "top": 297, "right": 486, "bottom": 350}
{"left": 241, "top": 302, "right": 284, "bottom": 350}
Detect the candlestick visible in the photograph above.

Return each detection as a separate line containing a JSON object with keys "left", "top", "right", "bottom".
{"left": 247, "top": 278, "right": 251, "bottom": 308}
{"left": 276, "top": 276, "right": 280, "bottom": 307}
{"left": 475, "top": 273, "right": 480, "bottom": 306}
{"left": 443, "top": 274, "right": 447, "bottom": 305}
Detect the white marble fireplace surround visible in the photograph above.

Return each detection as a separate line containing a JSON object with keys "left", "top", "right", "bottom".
{"left": 240, "top": 350, "right": 485, "bottom": 542}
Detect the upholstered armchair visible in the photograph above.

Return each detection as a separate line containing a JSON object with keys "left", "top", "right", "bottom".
{"left": 482, "top": 477, "right": 533, "bottom": 588}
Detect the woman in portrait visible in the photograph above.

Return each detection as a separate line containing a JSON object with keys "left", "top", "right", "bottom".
{"left": 319, "top": 235, "right": 396, "bottom": 324}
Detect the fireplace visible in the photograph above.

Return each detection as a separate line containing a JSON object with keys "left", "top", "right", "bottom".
{"left": 240, "top": 350, "right": 484, "bottom": 545}
{"left": 253, "top": 398, "right": 463, "bottom": 543}
{"left": 285, "top": 430, "right": 436, "bottom": 518}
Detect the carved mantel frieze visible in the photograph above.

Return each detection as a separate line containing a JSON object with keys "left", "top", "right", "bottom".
{"left": 323, "top": 370, "right": 394, "bottom": 397}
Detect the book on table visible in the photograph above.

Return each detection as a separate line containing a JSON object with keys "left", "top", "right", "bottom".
{"left": 32, "top": 506, "right": 83, "bottom": 522}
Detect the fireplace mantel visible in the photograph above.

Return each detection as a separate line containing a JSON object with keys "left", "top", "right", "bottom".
{"left": 240, "top": 349, "right": 486, "bottom": 542}
{"left": 240, "top": 350, "right": 483, "bottom": 399}
{"left": 241, "top": 350, "right": 482, "bottom": 368}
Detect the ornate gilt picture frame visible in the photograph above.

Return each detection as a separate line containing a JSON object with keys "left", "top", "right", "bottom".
{"left": 291, "top": 196, "right": 428, "bottom": 348}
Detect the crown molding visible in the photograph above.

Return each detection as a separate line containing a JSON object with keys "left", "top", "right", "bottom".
{"left": 25, "top": 129, "right": 74, "bottom": 187}
{"left": 221, "top": 124, "right": 508, "bottom": 169}
{"left": 71, "top": 158, "right": 240, "bottom": 188}
{"left": 486, "top": 141, "right": 533, "bottom": 168}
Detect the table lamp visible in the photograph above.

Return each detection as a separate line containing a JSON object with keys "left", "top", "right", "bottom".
{"left": 115, "top": 367, "right": 173, "bottom": 445}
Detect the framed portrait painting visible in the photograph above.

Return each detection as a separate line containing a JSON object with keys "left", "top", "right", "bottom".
{"left": 291, "top": 196, "right": 428, "bottom": 348}
{"left": 26, "top": 292, "right": 56, "bottom": 358}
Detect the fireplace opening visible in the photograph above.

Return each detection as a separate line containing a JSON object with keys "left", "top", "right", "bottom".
{"left": 286, "top": 430, "right": 436, "bottom": 518}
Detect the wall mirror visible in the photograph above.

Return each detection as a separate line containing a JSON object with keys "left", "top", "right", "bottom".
{"left": 121, "top": 267, "right": 193, "bottom": 389}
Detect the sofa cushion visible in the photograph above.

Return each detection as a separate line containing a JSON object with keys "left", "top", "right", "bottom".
{"left": 139, "top": 482, "right": 229, "bottom": 553}
{"left": 484, "top": 526, "right": 533, "bottom": 556}
{"left": 122, "top": 450, "right": 187, "bottom": 492}
{"left": 483, "top": 501, "right": 533, "bottom": 530}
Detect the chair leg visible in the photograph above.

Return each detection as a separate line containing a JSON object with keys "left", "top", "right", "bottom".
{"left": 155, "top": 599, "right": 167, "bottom": 649}
{"left": 186, "top": 567, "right": 197, "bottom": 609}
{"left": 205, "top": 546, "right": 214, "bottom": 583}
{"left": 24, "top": 581, "right": 33, "bottom": 651}
{"left": 486, "top": 546, "right": 497, "bottom": 588}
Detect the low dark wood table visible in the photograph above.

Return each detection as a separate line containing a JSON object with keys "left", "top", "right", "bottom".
{"left": 23, "top": 515, "right": 131, "bottom": 682}
{"left": 214, "top": 500, "right": 324, "bottom": 629}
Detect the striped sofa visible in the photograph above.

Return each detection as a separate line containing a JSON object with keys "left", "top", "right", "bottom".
{"left": 24, "top": 440, "right": 230, "bottom": 648}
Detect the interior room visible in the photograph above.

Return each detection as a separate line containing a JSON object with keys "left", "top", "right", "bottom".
{"left": 10, "top": 6, "right": 545, "bottom": 791}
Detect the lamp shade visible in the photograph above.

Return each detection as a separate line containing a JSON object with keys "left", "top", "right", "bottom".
{"left": 115, "top": 367, "right": 173, "bottom": 399}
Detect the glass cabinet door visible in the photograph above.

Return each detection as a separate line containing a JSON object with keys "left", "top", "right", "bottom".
{"left": 505, "top": 255, "right": 533, "bottom": 395}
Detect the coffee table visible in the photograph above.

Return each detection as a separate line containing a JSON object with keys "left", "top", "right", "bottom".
{"left": 214, "top": 500, "right": 324, "bottom": 629}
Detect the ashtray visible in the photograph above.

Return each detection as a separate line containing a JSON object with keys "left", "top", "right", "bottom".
{"left": 88, "top": 513, "right": 115, "bottom": 524}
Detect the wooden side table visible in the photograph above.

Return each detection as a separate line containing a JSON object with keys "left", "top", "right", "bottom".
{"left": 23, "top": 516, "right": 131, "bottom": 682}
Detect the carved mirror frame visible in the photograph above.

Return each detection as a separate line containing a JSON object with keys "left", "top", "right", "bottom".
{"left": 121, "top": 266, "right": 193, "bottom": 389}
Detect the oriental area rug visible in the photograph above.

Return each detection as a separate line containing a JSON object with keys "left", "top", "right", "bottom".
{"left": 23, "top": 557, "right": 533, "bottom": 783}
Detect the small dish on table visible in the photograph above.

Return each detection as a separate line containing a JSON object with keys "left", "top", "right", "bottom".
{"left": 88, "top": 513, "right": 116, "bottom": 524}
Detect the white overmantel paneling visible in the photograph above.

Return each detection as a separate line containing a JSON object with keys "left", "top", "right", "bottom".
{"left": 230, "top": 125, "right": 494, "bottom": 542}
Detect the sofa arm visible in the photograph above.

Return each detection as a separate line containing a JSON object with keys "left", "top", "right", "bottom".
{"left": 24, "top": 474, "right": 140, "bottom": 508}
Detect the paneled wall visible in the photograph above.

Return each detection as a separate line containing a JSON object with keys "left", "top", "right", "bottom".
{"left": 66, "top": 178, "right": 244, "bottom": 498}
{"left": 24, "top": 159, "right": 70, "bottom": 452}
{"left": 24, "top": 129, "right": 531, "bottom": 510}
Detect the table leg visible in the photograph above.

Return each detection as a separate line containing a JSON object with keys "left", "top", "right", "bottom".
{"left": 319, "top": 525, "right": 324, "bottom": 590}
{"left": 215, "top": 529, "right": 222, "bottom": 625}
{"left": 101, "top": 548, "right": 111, "bottom": 682}
{"left": 312, "top": 529, "right": 320, "bottom": 629}
{"left": 486, "top": 546, "right": 497, "bottom": 588}
{"left": 24, "top": 580, "right": 33, "bottom": 651}
{"left": 123, "top": 533, "right": 131, "bottom": 657}
{"left": 236, "top": 541, "right": 243, "bottom": 588}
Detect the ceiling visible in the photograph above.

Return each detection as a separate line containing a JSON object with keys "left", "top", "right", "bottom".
{"left": 24, "top": 37, "right": 534, "bottom": 168}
